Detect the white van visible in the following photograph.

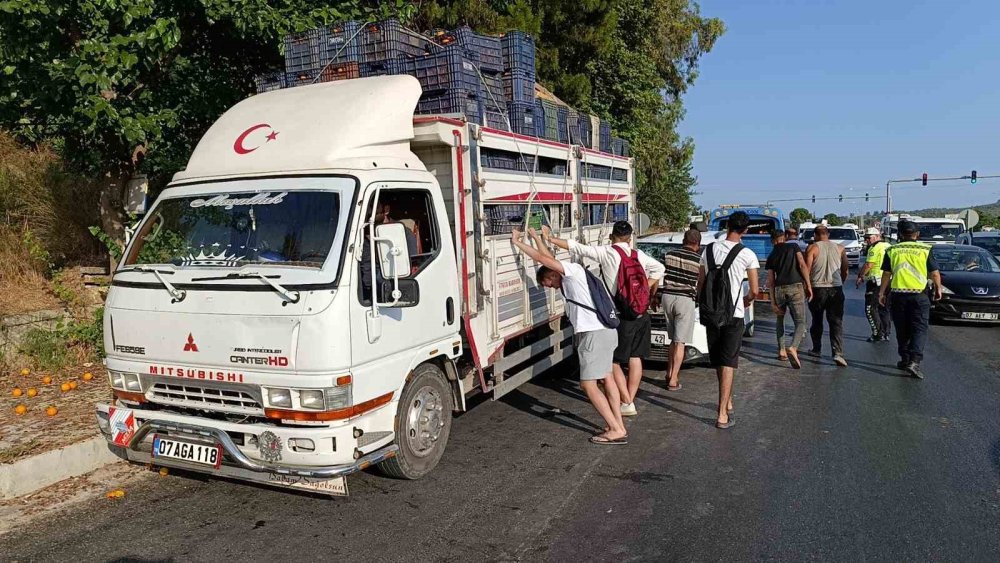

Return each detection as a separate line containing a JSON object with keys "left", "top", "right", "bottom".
{"left": 95, "top": 76, "right": 635, "bottom": 495}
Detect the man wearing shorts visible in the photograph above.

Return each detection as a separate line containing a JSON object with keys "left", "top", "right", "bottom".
{"left": 659, "top": 228, "right": 702, "bottom": 391}
{"left": 544, "top": 222, "right": 664, "bottom": 417}
{"left": 511, "top": 227, "right": 627, "bottom": 445}
{"left": 698, "top": 211, "right": 760, "bottom": 429}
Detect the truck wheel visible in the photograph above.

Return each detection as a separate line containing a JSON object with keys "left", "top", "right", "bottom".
{"left": 379, "top": 363, "right": 453, "bottom": 480}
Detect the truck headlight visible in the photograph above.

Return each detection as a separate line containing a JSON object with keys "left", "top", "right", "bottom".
{"left": 299, "top": 389, "right": 325, "bottom": 410}
{"left": 267, "top": 388, "right": 293, "bottom": 408}
{"left": 110, "top": 371, "right": 125, "bottom": 390}
{"left": 124, "top": 373, "right": 141, "bottom": 392}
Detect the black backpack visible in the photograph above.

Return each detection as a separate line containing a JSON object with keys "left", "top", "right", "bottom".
{"left": 562, "top": 268, "right": 620, "bottom": 329}
{"left": 698, "top": 242, "right": 745, "bottom": 329}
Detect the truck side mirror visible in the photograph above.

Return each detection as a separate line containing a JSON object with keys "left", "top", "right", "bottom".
{"left": 375, "top": 223, "right": 411, "bottom": 279}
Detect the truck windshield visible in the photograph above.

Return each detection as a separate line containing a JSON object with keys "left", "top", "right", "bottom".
{"left": 917, "top": 223, "right": 963, "bottom": 241}
{"left": 715, "top": 217, "right": 778, "bottom": 235}
{"left": 827, "top": 228, "right": 858, "bottom": 241}
{"left": 123, "top": 190, "right": 342, "bottom": 269}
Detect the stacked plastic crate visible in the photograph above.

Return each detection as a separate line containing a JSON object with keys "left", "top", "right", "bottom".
{"left": 283, "top": 22, "right": 364, "bottom": 88}
{"left": 423, "top": 26, "right": 506, "bottom": 127}
{"left": 502, "top": 32, "right": 538, "bottom": 136}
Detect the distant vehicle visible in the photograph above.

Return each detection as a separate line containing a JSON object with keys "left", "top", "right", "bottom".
{"left": 796, "top": 226, "right": 862, "bottom": 267}
{"left": 708, "top": 205, "right": 784, "bottom": 299}
{"left": 881, "top": 213, "right": 920, "bottom": 242}
{"left": 956, "top": 232, "right": 1000, "bottom": 259}
{"left": 929, "top": 245, "right": 1000, "bottom": 323}
{"left": 910, "top": 217, "right": 966, "bottom": 245}
{"left": 637, "top": 232, "right": 755, "bottom": 364}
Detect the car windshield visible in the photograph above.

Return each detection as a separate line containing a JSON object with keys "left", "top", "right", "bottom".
{"left": 968, "top": 236, "right": 1000, "bottom": 253}
{"left": 827, "top": 228, "right": 858, "bottom": 241}
{"left": 123, "top": 189, "right": 344, "bottom": 270}
{"left": 638, "top": 242, "right": 681, "bottom": 262}
{"left": 715, "top": 216, "right": 778, "bottom": 235}
{"left": 917, "top": 223, "right": 964, "bottom": 241}
{"left": 932, "top": 248, "right": 1000, "bottom": 273}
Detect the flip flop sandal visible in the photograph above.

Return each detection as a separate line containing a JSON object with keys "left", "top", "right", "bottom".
{"left": 778, "top": 354, "right": 788, "bottom": 361}
{"left": 788, "top": 354, "right": 802, "bottom": 370}
{"left": 590, "top": 435, "right": 628, "bottom": 445}
{"left": 716, "top": 419, "right": 736, "bottom": 429}
{"left": 667, "top": 384, "right": 682, "bottom": 391}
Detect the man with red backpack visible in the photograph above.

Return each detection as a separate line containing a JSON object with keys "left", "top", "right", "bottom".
{"left": 544, "top": 221, "right": 664, "bottom": 417}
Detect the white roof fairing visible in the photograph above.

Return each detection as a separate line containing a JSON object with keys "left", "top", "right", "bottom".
{"left": 174, "top": 76, "right": 423, "bottom": 182}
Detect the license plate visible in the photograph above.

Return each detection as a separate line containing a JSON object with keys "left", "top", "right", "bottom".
{"left": 651, "top": 332, "right": 667, "bottom": 346}
{"left": 152, "top": 435, "right": 223, "bottom": 468}
{"left": 961, "top": 312, "right": 998, "bottom": 320}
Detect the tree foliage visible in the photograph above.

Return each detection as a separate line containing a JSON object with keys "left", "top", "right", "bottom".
{"left": 417, "top": 0, "right": 724, "bottom": 228}
{"left": 822, "top": 213, "right": 844, "bottom": 226}
{"left": 789, "top": 208, "right": 812, "bottom": 227}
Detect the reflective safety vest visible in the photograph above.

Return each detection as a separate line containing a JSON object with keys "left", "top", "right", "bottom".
{"left": 865, "top": 241, "right": 891, "bottom": 281}
{"left": 887, "top": 241, "right": 931, "bottom": 292}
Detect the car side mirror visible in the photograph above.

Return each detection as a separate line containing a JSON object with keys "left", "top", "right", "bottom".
{"left": 375, "top": 223, "right": 411, "bottom": 280}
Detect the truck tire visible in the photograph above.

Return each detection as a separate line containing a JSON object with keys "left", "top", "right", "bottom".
{"left": 379, "top": 363, "right": 453, "bottom": 480}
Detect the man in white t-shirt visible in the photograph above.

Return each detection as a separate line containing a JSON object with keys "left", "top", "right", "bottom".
{"left": 511, "top": 227, "right": 627, "bottom": 445}
{"left": 543, "top": 222, "right": 664, "bottom": 417}
{"left": 697, "top": 211, "right": 760, "bottom": 430}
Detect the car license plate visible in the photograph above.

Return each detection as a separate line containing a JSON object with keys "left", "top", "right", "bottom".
{"left": 651, "top": 332, "right": 667, "bottom": 346}
{"left": 152, "top": 435, "right": 222, "bottom": 468}
{"left": 961, "top": 312, "right": 998, "bottom": 320}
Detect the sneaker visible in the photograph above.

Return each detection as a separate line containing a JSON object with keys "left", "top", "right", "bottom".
{"left": 833, "top": 355, "right": 848, "bottom": 367}
{"left": 620, "top": 402, "right": 638, "bottom": 416}
{"left": 866, "top": 336, "right": 877, "bottom": 343}
{"left": 806, "top": 349, "right": 821, "bottom": 357}
{"left": 880, "top": 335, "right": 892, "bottom": 342}
{"left": 906, "top": 363, "right": 925, "bottom": 379}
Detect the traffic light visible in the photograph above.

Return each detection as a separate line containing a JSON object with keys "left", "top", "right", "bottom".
{"left": 811, "top": 195, "right": 816, "bottom": 203}
{"left": 838, "top": 194, "right": 843, "bottom": 203}
{"left": 922, "top": 173, "right": 928, "bottom": 186}
{"left": 971, "top": 170, "right": 977, "bottom": 184}
{"left": 865, "top": 192, "right": 869, "bottom": 202}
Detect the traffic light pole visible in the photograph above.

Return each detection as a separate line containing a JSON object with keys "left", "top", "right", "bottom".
{"left": 885, "top": 173, "right": 998, "bottom": 214}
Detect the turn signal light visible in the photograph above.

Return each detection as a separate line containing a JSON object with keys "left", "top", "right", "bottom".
{"left": 336, "top": 375, "right": 352, "bottom": 386}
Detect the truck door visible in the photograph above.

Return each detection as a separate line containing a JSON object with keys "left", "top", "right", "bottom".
{"left": 350, "top": 182, "right": 461, "bottom": 394}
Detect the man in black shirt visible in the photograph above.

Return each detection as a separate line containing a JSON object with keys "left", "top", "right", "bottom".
{"left": 765, "top": 230, "right": 813, "bottom": 369}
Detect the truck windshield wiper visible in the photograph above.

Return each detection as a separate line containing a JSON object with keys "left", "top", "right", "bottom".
{"left": 191, "top": 271, "right": 300, "bottom": 303}
{"left": 124, "top": 266, "right": 186, "bottom": 303}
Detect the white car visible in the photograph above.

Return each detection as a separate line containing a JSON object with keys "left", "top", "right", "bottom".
{"left": 637, "top": 232, "right": 756, "bottom": 365}
{"left": 797, "top": 226, "right": 863, "bottom": 268}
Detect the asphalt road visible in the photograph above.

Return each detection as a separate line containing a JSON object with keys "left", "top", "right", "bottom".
{"left": 3, "top": 284, "right": 998, "bottom": 562}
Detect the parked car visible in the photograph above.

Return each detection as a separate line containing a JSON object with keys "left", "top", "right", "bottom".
{"left": 956, "top": 231, "right": 1000, "bottom": 260}
{"left": 929, "top": 245, "right": 1000, "bottom": 323}
{"left": 636, "top": 232, "right": 755, "bottom": 364}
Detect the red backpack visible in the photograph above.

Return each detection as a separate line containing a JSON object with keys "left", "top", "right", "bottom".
{"left": 609, "top": 246, "right": 650, "bottom": 320}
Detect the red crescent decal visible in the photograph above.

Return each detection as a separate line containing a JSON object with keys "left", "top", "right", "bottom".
{"left": 234, "top": 123, "right": 271, "bottom": 154}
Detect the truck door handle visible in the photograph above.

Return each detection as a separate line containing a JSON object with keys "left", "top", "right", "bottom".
{"left": 446, "top": 297, "right": 455, "bottom": 325}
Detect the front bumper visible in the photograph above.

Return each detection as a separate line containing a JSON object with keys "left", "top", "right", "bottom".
{"left": 96, "top": 402, "right": 397, "bottom": 494}
{"left": 931, "top": 297, "right": 1000, "bottom": 323}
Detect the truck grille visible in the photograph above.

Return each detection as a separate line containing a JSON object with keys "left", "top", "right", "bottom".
{"left": 148, "top": 382, "right": 263, "bottom": 415}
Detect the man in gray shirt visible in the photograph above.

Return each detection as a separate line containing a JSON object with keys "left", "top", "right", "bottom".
{"left": 805, "top": 225, "right": 849, "bottom": 366}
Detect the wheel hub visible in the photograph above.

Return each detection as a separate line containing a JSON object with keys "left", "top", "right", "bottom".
{"left": 405, "top": 385, "right": 445, "bottom": 458}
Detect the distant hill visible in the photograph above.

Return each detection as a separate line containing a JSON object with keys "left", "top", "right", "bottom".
{"left": 904, "top": 199, "right": 1000, "bottom": 217}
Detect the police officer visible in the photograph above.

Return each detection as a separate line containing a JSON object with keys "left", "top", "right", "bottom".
{"left": 856, "top": 228, "right": 891, "bottom": 342}
{"left": 878, "top": 220, "right": 942, "bottom": 379}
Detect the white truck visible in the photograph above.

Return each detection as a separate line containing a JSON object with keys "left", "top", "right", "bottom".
{"left": 95, "top": 76, "right": 635, "bottom": 495}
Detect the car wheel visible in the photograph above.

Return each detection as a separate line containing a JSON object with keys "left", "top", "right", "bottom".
{"left": 379, "top": 363, "right": 453, "bottom": 480}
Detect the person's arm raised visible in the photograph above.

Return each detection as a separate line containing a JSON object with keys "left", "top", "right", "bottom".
{"left": 512, "top": 228, "right": 564, "bottom": 274}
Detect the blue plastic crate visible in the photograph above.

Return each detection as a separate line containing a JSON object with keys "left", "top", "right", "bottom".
{"left": 556, "top": 105, "right": 570, "bottom": 144}
{"left": 538, "top": 155, "right": 568, "bottom": 176}
{"left": 479, "top": 71, "right": 505, "bottom": 111}
{"left": 611, "top": 168, "right": 628, "bottom": 182}
{"left": 286, "top": 61, "right": 362, "bottom": 87}
{"left": 583, "top": 163, "right": 612, "bottom": 180}
{"left": 451, "top": 26, "right": 503, "bottom": 73}
{"left": 503, "top": 69, "right": 534, "bottom": 103}
{"left": 284, "top": 28, "right": 323, "bottom": 73}
{"left": 484, "top": 110, "right": 509, "bottom": 131}
{"left": 482, "top": 148, "right": 533, "bottom": 172}
{"left": 359, "top": 19, "right": 439, "bottom": 63}
{"left": 507, "top": 101, "right": 539, "bottom": 136}
{"left": 567, "top": 109, "right": 584, "bottom": 145}
{"left": 359, "top": 58, "right": 411, "bottom": 78}
{"left": 255, "top": 72, "right": 286, "bottom": 93}
{"left": 535, "top": 99, "right": 560, "bottom": 141}
{"left": 416, "top": 90, "right": 483, "bottom": 121}
{"left": 599, "top": 121, "right": 612, "bottom": 152}
{"left": 285, "top": 66, "right": 322, "bottom": 87}
{"left": 320, "top": 21, "right": 361, "bottom": 63}
{"left": 412, "top": 45, "right": 480, "bottom": 94}
{"left": 578, "top": 114, "right": 595, "bottom": 148}
{"left": 501, "top": 31, "right": 536, "bottom": 75}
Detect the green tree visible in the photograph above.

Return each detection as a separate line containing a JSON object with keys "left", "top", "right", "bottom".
{"left": 822, "top": 213, "right": 844, "bottom": 226}
{"left": 789, "top": 208, "right": 812, "bottom": 227}
{"left": 0, "top": 0, "right": 404, "bottom": 253}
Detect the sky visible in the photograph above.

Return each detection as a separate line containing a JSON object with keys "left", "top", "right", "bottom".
{"left": 679, "top": 0, "right": 1000, "bottom": 217}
